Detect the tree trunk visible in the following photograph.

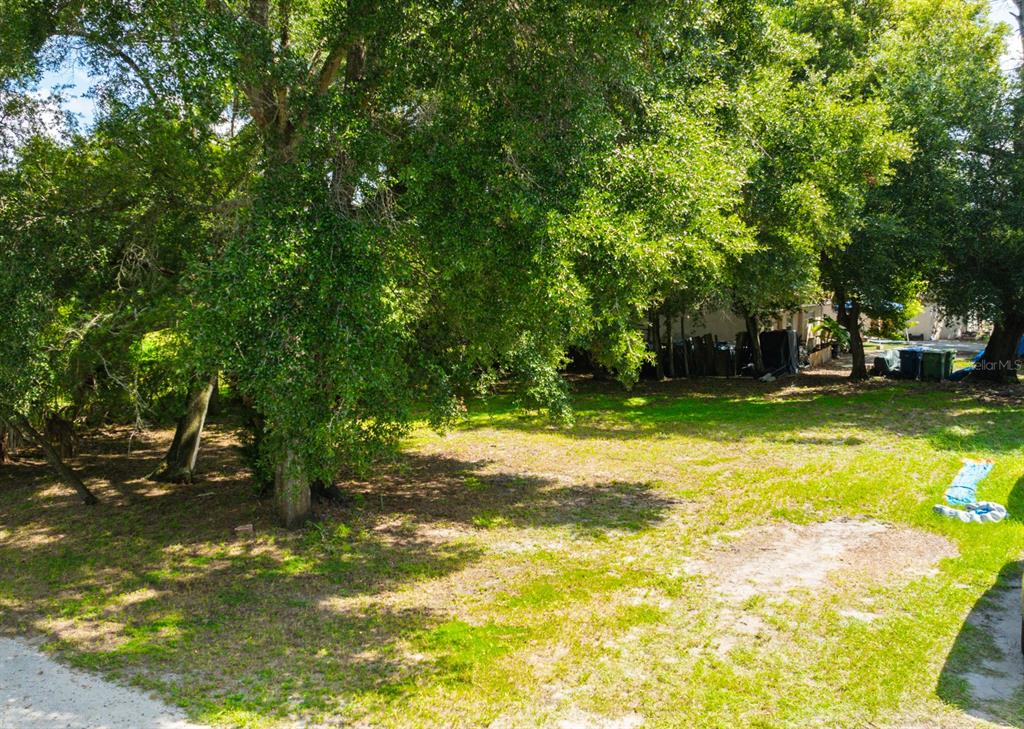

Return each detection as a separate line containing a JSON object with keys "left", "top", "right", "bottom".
{"left": 151, "top": 375, "right": 216, "bottom": 483}
{"left": 651, "top": 309, "right": 665, "bottom": 380}
{"left": 0, "top": 422, "right": 14, "bottom": 463}
{"left": 745, "top": 314, "right": 765, "bottom": 375}
{"left": 680, "top": 307, "right": 689, "bottom": 378}
{"left": 6, "top": 425, "right": 22, "bottom": 461}
{"left": 973, "top": 315, "right": 1024, "bottom": 383}
{"left": 207, "top": 374, "right": 221, "bottom": 416}
{"left": 13, "top": 416, "right": 98, "bottom": 505}
{"left": 666, "top": 310, "right": 676, "bottom": 378}
{"left": 44, "top": 413, "right": 78, "bottom": 459}
{"left": 275, "top": 446, "right": 311, "bottom": 529}
{"left": 846, "top": 299, "right": 869, "bottom": 380}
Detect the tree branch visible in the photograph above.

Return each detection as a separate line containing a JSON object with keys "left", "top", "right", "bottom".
{"left": 66, "top": 31, "right": 160, "bottom": 105}
{"left": 279, "top": 0, "right": 291, "bottom": 50}
{"left": 315, "top": 45, "right": 348, "bottom": 95}
{"left": 248, "top": 0, "right": 269, "bottom": 27}
{"left": 106, "top": 45, "right": 160, "bottom": 103}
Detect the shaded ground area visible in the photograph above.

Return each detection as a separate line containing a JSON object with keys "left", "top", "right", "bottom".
{"left": 0, "top": 417, "right": 675, "bottom": 726}
{"left": 0, "top": 376, "right": 1023, "bottom": 727}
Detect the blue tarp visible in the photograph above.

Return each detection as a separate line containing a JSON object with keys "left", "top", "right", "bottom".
{"left": 948, "top": 366, "right": 973, "bottom": 381}
{"left": 951, "top": 334, "right": 1024, "bottom": 379}
{"left": 972, "top": 335, "right": 1024, "bottom": 362}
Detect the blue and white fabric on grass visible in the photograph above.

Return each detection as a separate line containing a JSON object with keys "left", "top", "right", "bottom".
{"left": 933, "top": 458, "right": 1008, "bottom": 524}
{"left": 944, "top": 459, "right": 994, "bottom": 505}
{"left": 933, "top": 501, "right": 1007, "bottom": 523}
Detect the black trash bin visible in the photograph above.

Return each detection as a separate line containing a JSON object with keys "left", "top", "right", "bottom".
{"left": 760, "top": 330, "right": 799, "bottom": 375}
{"left": 713, "top": 343, "right": 737, "bottom": 377}
{"left": 899, "top": 347, "right": 925, "bottom": 380}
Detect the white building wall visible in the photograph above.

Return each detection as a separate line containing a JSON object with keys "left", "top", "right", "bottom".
{"left": 663, "top": 301, "right": 982, "bottom": 346}
{"left": 905, "top": 305, "right": 975, "bottom": 340}
{"left": 666, "top": 302, "right": 836, "bottom": 347}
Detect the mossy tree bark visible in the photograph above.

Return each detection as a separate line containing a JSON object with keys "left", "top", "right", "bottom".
{"left": 151, "top": 375, "right": 217, "bottom": 483}
{"left": 275, "top": 447, "right": 311, "bottom": 529}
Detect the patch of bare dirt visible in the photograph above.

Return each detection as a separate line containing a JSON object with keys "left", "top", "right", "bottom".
{"left": 554, "top": 709, "right": 644, "bottom": 729}
{"left": 692, "top": 518, "right": 958, "bottom": 602}
{"left": 689, "top": 518, "right": 959, "bottom": 657}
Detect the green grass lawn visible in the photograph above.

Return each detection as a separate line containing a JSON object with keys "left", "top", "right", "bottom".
{"left": 1, "top": 374, "right": 1022, "bottom": 727}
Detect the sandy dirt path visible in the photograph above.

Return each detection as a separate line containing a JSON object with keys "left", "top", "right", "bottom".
{"left": 0, "top": 637, "right": 208, "bottom": 729}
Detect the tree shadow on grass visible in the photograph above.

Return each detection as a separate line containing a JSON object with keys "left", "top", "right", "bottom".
{"left": 331, "top": 453, "right": 681, "bottom": 536}
{"left": 936, "top": 560, "right": 1024, "bottom": 728}
{"left": 0, "top": 421, "right": 674, "bottom": 724}
{"left": 1008, "top": 476, "right": 1024, "bottom": 524}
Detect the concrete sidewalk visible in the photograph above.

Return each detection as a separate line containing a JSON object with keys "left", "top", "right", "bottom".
{"left": 0, "top": 637, "right": 207, "bottom": 729}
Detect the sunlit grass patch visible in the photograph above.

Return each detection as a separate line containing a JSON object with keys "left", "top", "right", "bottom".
{"left": 0, "top": 382, "right": 1022, "bottom": 726}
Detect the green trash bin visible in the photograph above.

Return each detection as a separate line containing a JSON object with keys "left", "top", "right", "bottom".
{"left": 942, "top": 349, "right": 956, "bottom": 379}
{"left": 921, "top": 350, "right": 944, "bottom": 381}
{"left": 922, "top": 349, "right": 956, "bottom": 381}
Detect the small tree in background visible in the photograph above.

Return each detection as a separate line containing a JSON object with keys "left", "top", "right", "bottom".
{"left": 726, "top": 16, "right": 910, "bottom": 374}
